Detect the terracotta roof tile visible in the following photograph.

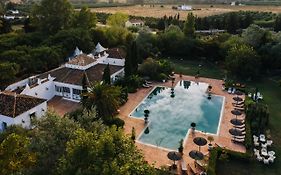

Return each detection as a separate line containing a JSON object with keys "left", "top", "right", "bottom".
{"left": 107, "top": 48, "right": 126, "bottom": 59}
{"left": 0, "top": 91, "right": 46, "bottom": 118}
{"left": 67, "top": 54, "right": 96, "bottom": 66}
{"left": 38, "top": 64, "right": 123, "bottom": 86}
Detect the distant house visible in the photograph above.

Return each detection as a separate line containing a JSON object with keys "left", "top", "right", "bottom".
{"left": 0, "top": 91, "right": 47, "bottom": 131}
{"left": 231, "top": 2, "right": 236, "bottom": 6}
{"left": 125, "top": 19, "right": 144, "bottom": 28}
{"left": 6, "top": 43, "right": 125, "bottom": 102}
{"left": 177, "top": 5, "right": 192, "bottom": 11}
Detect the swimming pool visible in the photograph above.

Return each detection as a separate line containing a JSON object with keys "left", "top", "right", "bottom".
{"left": 131, "top": 81, "right": 224, "bottom": 150}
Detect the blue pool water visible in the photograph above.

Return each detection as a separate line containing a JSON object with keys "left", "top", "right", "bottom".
{"left": 131, "top": 81, "right": 224, "bottom": 150}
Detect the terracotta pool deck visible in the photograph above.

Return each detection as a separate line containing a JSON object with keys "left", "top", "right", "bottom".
{"left": 47, "top": 96, "right": 81, "bottom": 116}
{"left": 118, "top": 74, "right": 246, "bottom": 171}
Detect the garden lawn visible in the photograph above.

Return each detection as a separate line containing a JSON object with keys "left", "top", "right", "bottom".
{"left": 170, "top": 59, "right": 281, "bottom": 175}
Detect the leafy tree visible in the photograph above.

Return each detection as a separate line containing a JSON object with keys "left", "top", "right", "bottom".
{"left": 56, "top": 127, "right": 158, "bottom": 175}
{"left": 274, "top": 14, "right": 281, "bottom": 32}
{"left": 136, "top": 29, "right": 157, "bottom": 60}
{"left": 0, "top": 133, "right": 36, "bottom": 175}
{"left": 0, "top": 62, "right": 19, "bottom": 90}
{"left": 225, "top": 44, "right": 261, "bottom": 79}
{"left": 242, "top": 24, "right": 270, "bottom": 48}
{"left": 72, "top": 6, "right": 97, "bottom": 29}
{"left": 106, "top": 12, "right": 128, "bottom": 27}
{"left": 102, "top": 63, "right": 111, "bottom": 84}
{"left": 31, "top": 0, "right": 73, "bottom": 34}
{"left": 81, "top": 82, "right": 122, "bottom": 122}
{"left": 67, "top": 108, "right": 106, "bottom": 133}
{"left": 183, "top": 13, "right": 195, "bottom": 37}
{"left": 28, "top": 112, "right": 80, "bottom": 175}
{"left": 225, "top": 12, "right": 239, "bottom": 34}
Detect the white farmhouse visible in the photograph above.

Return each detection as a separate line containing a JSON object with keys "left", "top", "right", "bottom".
{"left": 178, "top": 5, "right": 192, "bottom": 11}
{"left": 5, "top": 43, "right": 125, "bottom": 102}
{"left": 0, "top": 91, "right": 47, "bottom": 131}
{"left": 125, "top": 19, "right": 144, "bottom": 28}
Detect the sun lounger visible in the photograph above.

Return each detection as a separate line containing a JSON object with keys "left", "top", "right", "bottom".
{"left": 232, "top": 138, "right": 245, "bottom": 143}
{"left": 233, "top": 104, "right": 244, "bottom": 108}
{"left": 234, "top": 107, "right": 244, "bottom": 112}
{"left": 232, "top": 88, "right": 236, "bottom": 94}
{"left": 234, "top": 135, "right": 245, "bottom": 139}
{"left": 142, "top": 84, "right": 151, "bottom": 88}
{"left": 228, "top": 88, "right": 232, "bottom": 94}
{"left": 234, "top": 124, "right": 245, "bottom": 128}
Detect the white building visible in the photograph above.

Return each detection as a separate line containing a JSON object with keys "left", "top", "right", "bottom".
{"left": 177, "top": 5, "right": 192, "bottom": 11}
{"left": 5, "top": 43, "right": 126, "bottom": 102}
{"left": 125, "top": 19, "right": 144, "bottom": 28}
{"left": 0, "top": 91, "right": 47, "bottom": 131}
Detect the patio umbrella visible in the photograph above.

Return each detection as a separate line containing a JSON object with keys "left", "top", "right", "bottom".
{"left": 230, "top": 118, "right": 244, "bottom": 126}
{"left": 189, "top": 150, "right": 204, "bottom": 160}
{"left": 193, "top": 137, "right": 207, "bottom": 151}
{"left": 231, "top": 110, "right": 242, "bottom": 116}
{"left": 233, "top": 96, "right": 243, "bottom": 102}
{"left": 167, "top": 151, "right": 182, "bottom": 167}
{"left": 229, "top": 128, "right": 243, "bottom": 136}
{"left": 235, "top": 91, "right": 244, "bottom": 96}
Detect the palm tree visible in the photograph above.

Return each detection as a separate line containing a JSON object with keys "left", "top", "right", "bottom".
{"left": 81, "top": 82, "right": 122, "bottom": 122}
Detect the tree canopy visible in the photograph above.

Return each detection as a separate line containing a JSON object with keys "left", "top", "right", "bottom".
{"left": 31, "top": 0, "right": 73, "bottom": 34}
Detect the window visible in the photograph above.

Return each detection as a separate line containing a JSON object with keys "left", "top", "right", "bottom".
{"left": 2, "top": 122, "right": 7, "bottom": 130}
{"left": 30, "top": 113, "right": 36, "bottom": 125}
{"left": 55, "top": 85, "right": 63, "bottom": 92}
{"left": 73, "top": 89, "right": 82, "bottom": 95}
{"left": 63, "top": 87, "right": 70, "bottom": 93}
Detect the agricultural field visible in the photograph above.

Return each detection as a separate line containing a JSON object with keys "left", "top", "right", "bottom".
{"left": 90, "top": 4, "right": 281, "bottom": 19}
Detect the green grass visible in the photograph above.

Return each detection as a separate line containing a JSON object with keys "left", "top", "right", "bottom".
{"left": 168, "top": 59, "right": 225, "bottom": 80}
{"left": 169, "top": 59, "right": 281, "bottom": 175}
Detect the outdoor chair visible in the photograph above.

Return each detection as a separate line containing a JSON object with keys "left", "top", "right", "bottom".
{"left": 254, "top": 140, "right": 259, "bottom": 147}
{"left": 267, "top": 140, "right": 273, "bottom": 146}
{"left": 256, "top": 154, "right": 263, "bottom": 162}
{"left": 253, "top": 135, "right": 259, "bottom": 140}
{"left": 269, "top": 157, "right": 275, "bottom": 163}
{"left": 254, "top": 149, "right": 259, "bottom": 156}
{"left": 268, "top": 151, "right": 275, "bottom": 156}
{"left": 261, "top": 143, "right": 267, "bottom": 148}
{"left": 263, "top": 158, "right": 270, "bottom": 165}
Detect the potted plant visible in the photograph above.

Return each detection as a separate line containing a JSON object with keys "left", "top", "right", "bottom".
{"left": 207, "top": 136, "right": 214, "bottom": 150}
{"left": 144, "top": 127, "right": 149, "bottom": 134}
{"left": 190, "top": 122, "right": 196, "bottom": 133}
{"left": 131, "top": 127, "right": 136, "bottom": 141}
{"left": 144, "top": 110, "right": 150, "bottom": 124}
{"left": 178, "top": 139, "right": 184, "bottom": 154}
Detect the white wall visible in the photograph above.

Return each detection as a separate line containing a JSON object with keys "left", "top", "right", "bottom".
{"left": 5, "top": 77, "right": 30, "bottom": 91}
{"left": 54, "top": 82, "right": 83, "bottom": 101}
{"left": 21, "top": 78, "right": 56, "bottom": 101}
{"left": 0, "top": 101, "right": 47, "bottom": 131}
{"left": 111, "top": 68, "right": 124, "bottom": 82}
{"left": 97, "top": 57, "right": 125, "bottom": 66}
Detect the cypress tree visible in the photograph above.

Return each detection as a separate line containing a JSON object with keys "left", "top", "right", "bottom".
{"left": 274, "top": 14, "right": 281, "bottom": 32}
{"left": 131, "top": 41, "right": 138, "bottom": 74}
{"left": 183, "top": 13, "right": 195, "bottom": 38}
{"left": 125, "top": 46, "right": 133, "bottom": 77}
{"left": 102, "top": 64, "right": 111, "bottom": 84}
